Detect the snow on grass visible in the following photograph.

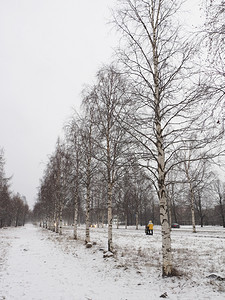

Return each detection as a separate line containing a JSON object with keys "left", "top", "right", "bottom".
{"left": 0, "top": 224, "right": 224, "bottom": 299}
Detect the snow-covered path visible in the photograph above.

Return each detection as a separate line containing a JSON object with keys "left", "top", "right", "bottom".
{"left": 0, "top": 224, "right": 151, "bottom": 300}
{"left": 1, "top": 224, "right": 98, "bottom": 299}
{"left": 0, "top": 224, "right": 225, "bottom": 300}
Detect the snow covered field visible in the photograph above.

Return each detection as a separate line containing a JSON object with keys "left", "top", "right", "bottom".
{"left": 0, "top": 224, "right": 224, "bottom": 300}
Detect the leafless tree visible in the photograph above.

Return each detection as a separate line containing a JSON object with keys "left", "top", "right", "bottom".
{"left": 51, "top": 139, "right": 67, "bottom": 235}
{"left": 35, "top": 139, "right": 70, "bottom": 235}
{"left": 79, "top": 115, "right": 95, "bottom": 245}
{"left": 191, "top": 161, "right": 214, "bottom": 227}
{"left": 83, "top": 65, "right": 133, "bottom": 252}
{"left": 65, "top": 116, "right": 83, "bottom": 240}
{"left": 177, "top": 137, "right": 222, "bottom": 232}
{"left": 112, "top": 0, "right": 224, "bottom": 276}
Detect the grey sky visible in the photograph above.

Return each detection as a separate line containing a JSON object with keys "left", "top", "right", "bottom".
{"left": 0, "top": 0, "right": 202, "bottom": 209}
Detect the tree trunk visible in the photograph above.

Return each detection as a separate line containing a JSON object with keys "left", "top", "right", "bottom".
{"left": 198, "top": 193, "right": 204, "bottom": 227}
{"left": 219, "top": 196, "right": 225, "bottom": 228}
{"left": 135, "top": 211, "right": 138, "bottom": 230}
{"left": 190, "top": 189, "right": 196, "bottom": 233}
{"left": 155, "top": 33, "right": 172, "bottom": 276}
{"left": 15, "top": 211, "right": 19, "bottom": 227}
{"left": 73, "top": 193, "right": 78, "bottom": 240}
{"left": 107, "top": 182, "right": 113, "bottom": 252}
{"left": 50, "top": 217, "right": 54, "bottom": 231}
{"left": 85, "top": 184, "right": 91, "bottom": 244}
{"left": 158, "top": 150, "right": 172, "bottom": 276}
{"left": 200, "top": 216, "right": 204, "bottom": 227}
{"left": 97, "top": 197, "right": 100, "bottom": 228}
{"left": 172, "top": 198, "right": 178, "bottom": 224}
{"left": 101, "top": 211, "right": 104, "bottom": 227}
{"left": 59, "top": 202, "right": 63, "bottom": 235}
{"left": 85, "top": 156, "right": 91, "bottom": 244}
{"left": 55, "top": 217, "right": 59, "bottom": 233}
{"left": 167, "top": 195, "right": 172, "bottom": 230}
{"left": 53, "top": 204, "right": 56, "bottom": 232}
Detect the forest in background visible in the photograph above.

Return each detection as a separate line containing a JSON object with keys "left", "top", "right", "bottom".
{"left": 0, "top": 149, "right": 29, "bottom": 227}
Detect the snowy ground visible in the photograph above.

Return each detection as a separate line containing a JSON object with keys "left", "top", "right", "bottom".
{"left": 0, "top": 224, "right": 224, "bottom": 300}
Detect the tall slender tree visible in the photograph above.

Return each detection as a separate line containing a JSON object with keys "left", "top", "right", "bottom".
{"left": 112, "top": 0, "right": 223, "bottom": 275}
{"left": 65, "top": 116, "right": 83, "bottom": 240}
{"left": 83, "top": 65, "right": 132, "bottom": 252}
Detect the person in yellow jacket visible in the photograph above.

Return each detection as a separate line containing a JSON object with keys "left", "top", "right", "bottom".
{"left": 147, "top": 220, "right": 154, "bottom": 235}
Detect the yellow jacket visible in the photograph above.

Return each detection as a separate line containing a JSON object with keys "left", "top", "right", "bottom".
{"left": 148, "top": 223, "right": 153, "bottom": 230}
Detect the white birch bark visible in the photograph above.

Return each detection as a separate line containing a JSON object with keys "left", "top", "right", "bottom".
{"left": 85, "top": 186, "right": 90, "bottom": 243}
{"left": 73, "top": 156, "right": 79, "bottom": 240}
{"left": 101, "top": 212, "right": 104, "bottom": 228}
{"left": 73, "top": 192, "right": 78, "bottom": 240}
{"left": 59, "top": 202, "right": 63, "bottom": 235}
{"left": 97, "top": 214, "right": 99, "bottom": 228}
{"left": 85, "top": 127, "right": 92, "bottom": 244}
{"left": 107, "top": 182, "right": 113, "bottom": 251}
{"left": 135, "top": 211, "right": 138, "bottom": 230}
{"left": 53, "top": 209, "right": 56, "bottom": 232}
{"left": 153, "top": 15, "right": 172, "bottom": 275}
{"left": 157, "top": 120, "right": 172, "bottom": 276}
{"left": 55, "top": 215, "right": 59, "bottom": 233}
{"left": 97, "top": 197, "right": 100, "bottom": 228}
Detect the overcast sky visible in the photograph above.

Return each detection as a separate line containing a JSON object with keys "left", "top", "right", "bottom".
{"left": 0, "top": 0, "right": 203, "bottom": 209}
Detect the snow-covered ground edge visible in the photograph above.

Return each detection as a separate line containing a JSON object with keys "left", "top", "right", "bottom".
{"left": 0, "top": 224, "right": 225, "bottom": 300}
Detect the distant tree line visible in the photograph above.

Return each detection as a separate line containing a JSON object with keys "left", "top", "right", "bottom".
{"left": 0, "top": 148, "right": 29, "bottom": 228}
{"left": 32, "top": 0, "right": 224, "bottom": 277}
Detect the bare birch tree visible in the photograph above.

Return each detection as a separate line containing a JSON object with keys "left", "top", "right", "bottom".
{"left": 39, "top": 139, "right": 69, "bottom": 235}
{"left": 112, "top": 0, "right": 223, "bottom": 276}
{"left": 65, "top": 116, "right": 83, "bottom": 240}
{"left": 182, "top": 149, "right": 197, "bottom": 233}
{"left": 83, "top": 65, "right": 132, "bottom": 252}
{"left": 80, "top": 117, "right": 94, "bottom": 244}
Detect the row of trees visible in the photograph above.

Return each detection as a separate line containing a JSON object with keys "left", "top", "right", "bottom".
{"left": 0, "top": 149, "right": 29, "bottom": 228}
{"left": 33, "top": 0, "right": 224, "bottom": 276}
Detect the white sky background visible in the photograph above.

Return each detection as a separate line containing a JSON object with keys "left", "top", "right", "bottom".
{"left": 0, "top": 0, "right": 203, "bottom": 209}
